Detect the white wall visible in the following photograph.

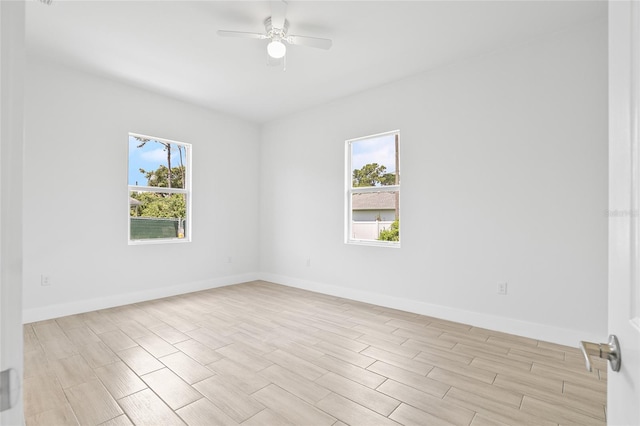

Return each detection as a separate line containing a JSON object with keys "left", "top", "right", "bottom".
{"left": 22, "top": 19, "right": 608, "bottom": 347}
{"left": 259, "top": 21, "right": 608, "bottom": 345}
{"left": 23, "top": 56, "right": 261, "bottom": 322}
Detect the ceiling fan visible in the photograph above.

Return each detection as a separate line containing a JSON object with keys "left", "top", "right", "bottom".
{"left": 217, "top": 0, "right": 332, "bottom": 68}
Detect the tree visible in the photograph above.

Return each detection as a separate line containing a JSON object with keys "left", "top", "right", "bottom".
{"left": 134, "top": 137, "right": 173, "bottom": 188}
{"left": 380, "top": 172, "right": 396, "bottom": 186}
{"left": 139, "top": 165, "right": 186, "bottom": 189}
{"left": 130, "top": 192, "right": 186, "bottom": 219}
{"left": 131, "top": 162, "right": 187, "bottom": 220}
{"left": 134, "top": 137, "right": 186, "bottom": 190}
{"left": 379, "top": 220, "right": 399, "bottom": 242}
{"left": 353, "top": 163, "right": 394, "bottom": 187}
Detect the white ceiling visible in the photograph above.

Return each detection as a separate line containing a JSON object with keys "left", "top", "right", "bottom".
{"left": 26, "top": 0, "right": 606, "bottom": 124}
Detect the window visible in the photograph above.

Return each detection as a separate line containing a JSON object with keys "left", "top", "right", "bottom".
{"left": 345, "top": 130, "right": 400, "bottom": 246}
{"left": 128, "top": 133, "right": 191, "bottom": 244}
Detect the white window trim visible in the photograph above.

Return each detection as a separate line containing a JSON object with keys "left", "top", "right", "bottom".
{"left": 345, "top": 130, "right": 401, "bottom": 248}
{"left": 128, "top": 132, "right": 192, "bottom": 245}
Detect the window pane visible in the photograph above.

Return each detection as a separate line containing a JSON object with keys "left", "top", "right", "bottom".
{"left": 351, "top": 191, "right": 399, "bottom": 242}
{"left": 351, "top": 133, "right": 399, "bottom": 188}
{"left": 130, "top": 191, "right": 187, "bottom": 240}
{"left": 129, "top": 135, "right": 188, "bottom": 189}
{"left": 346, "top": 130, "right": 400, "bottom": 246}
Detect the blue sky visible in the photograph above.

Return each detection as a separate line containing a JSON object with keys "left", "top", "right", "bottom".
{"left": 351, "top": 133, "right": 397, "bottom": 173}
{"left": 128, "top": 135, "right": 185, "bottom": 186}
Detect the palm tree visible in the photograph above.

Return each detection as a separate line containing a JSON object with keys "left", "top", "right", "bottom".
{"left": 135, "top": 137, "right": 173, "bottom": 188}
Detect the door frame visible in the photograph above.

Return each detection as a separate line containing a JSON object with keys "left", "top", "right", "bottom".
{"left": 0, "top": 1, "right": 25, "bottom": 425}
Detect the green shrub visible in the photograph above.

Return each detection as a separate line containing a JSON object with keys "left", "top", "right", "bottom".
{"left": 379, "top": 220, "right": 399, "bottom": 242}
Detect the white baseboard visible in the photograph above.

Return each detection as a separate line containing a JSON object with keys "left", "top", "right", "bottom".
{"left": 22, "top": 273, "right": 260, "bottom": 324}
{"left": 259, "top": 273, "right": 596, "bottom": 348}
{"left": 23, "top": 271, "right": 597, "bottom": 347}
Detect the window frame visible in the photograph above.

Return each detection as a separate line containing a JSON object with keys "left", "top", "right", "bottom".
{"left": 345, "top": 130, "right": 401, "bottom": 248}
{"left": 128, "top": 132, "right": 192, "bottom": 245}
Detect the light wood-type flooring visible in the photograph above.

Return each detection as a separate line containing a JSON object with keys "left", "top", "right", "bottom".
{"left": 23, "top": 281, "right": 607, "bottom": 425}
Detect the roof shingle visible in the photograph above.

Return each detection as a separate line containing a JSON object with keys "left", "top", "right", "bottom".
{"left": 352, "top": 192, "right": 397, "bottom": 210}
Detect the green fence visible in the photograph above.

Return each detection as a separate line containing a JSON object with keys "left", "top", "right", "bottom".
{"left": 130, "top": 217, "right": 186, "bottom": 240}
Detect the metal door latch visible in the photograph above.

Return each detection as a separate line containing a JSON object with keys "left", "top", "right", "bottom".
{"left": 580, "top": 334, "right": 621, "bottom": 372}
{"left": 0, "top": 368, "right": 19, "bottom": 412}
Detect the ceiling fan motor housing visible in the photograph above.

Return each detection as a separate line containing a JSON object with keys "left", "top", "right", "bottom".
{"left": 264, "top": 17, "right": 289, "bottom": 40}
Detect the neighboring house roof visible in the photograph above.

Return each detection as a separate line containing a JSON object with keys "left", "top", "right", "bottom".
{"left": 352, "top": 192, "right": 397, "bottom": 210}
{"left": 129, "top": 197, "right": 142, "bottom": 206}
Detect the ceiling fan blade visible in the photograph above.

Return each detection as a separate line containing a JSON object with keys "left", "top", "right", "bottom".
{"left": 270, "top": 0, "right": 287, "bottom": 29}
{"left": 217, "top": 30, "right": 267, "bottom": 40}
{"left": 287, "top": 35, "right": 332, "bottom": 50}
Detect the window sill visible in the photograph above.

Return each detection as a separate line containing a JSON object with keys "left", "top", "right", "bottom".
{"left": 128, "top": 238, "right": 191, "bottom": 246}
{"left": 346, "top": 239, "right": 400, "bottom": 248}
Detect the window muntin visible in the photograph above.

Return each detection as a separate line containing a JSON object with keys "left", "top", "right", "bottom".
{"left": 128, "top": 133, "right": 191, "bottom": 243}
{"left": 346, "top": 130, "right": 400, "bottom": 246}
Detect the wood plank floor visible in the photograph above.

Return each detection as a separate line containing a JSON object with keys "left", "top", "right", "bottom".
{"left": 23, "top": 281, "right": 607, "bottom": 426}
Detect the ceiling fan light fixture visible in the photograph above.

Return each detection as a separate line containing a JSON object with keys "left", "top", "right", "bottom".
{"left": 267, "top": 40, "right": 287, "bottom": 59}
{"left": 218, "top": 1, "right": 331, "bottom": 66}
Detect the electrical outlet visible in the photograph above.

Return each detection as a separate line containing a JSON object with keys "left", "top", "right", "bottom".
{"left": 306, "top": 258, "right": 311, "bottom": 267}
{"left": 41, "top": 275, "right": 51, "bottom": 286}
{"left": 497, "top": 282, "right": 508, "bottom": 295}
{"left": 227, "top": 256, "right": 232, "bottom": 264}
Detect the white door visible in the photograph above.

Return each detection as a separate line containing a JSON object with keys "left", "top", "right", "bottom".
{"left": 0, "top": 1, "right": 25, "bottom": 425}
{"left": 608, "top": 2, "right": 640, "bottom": 425}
